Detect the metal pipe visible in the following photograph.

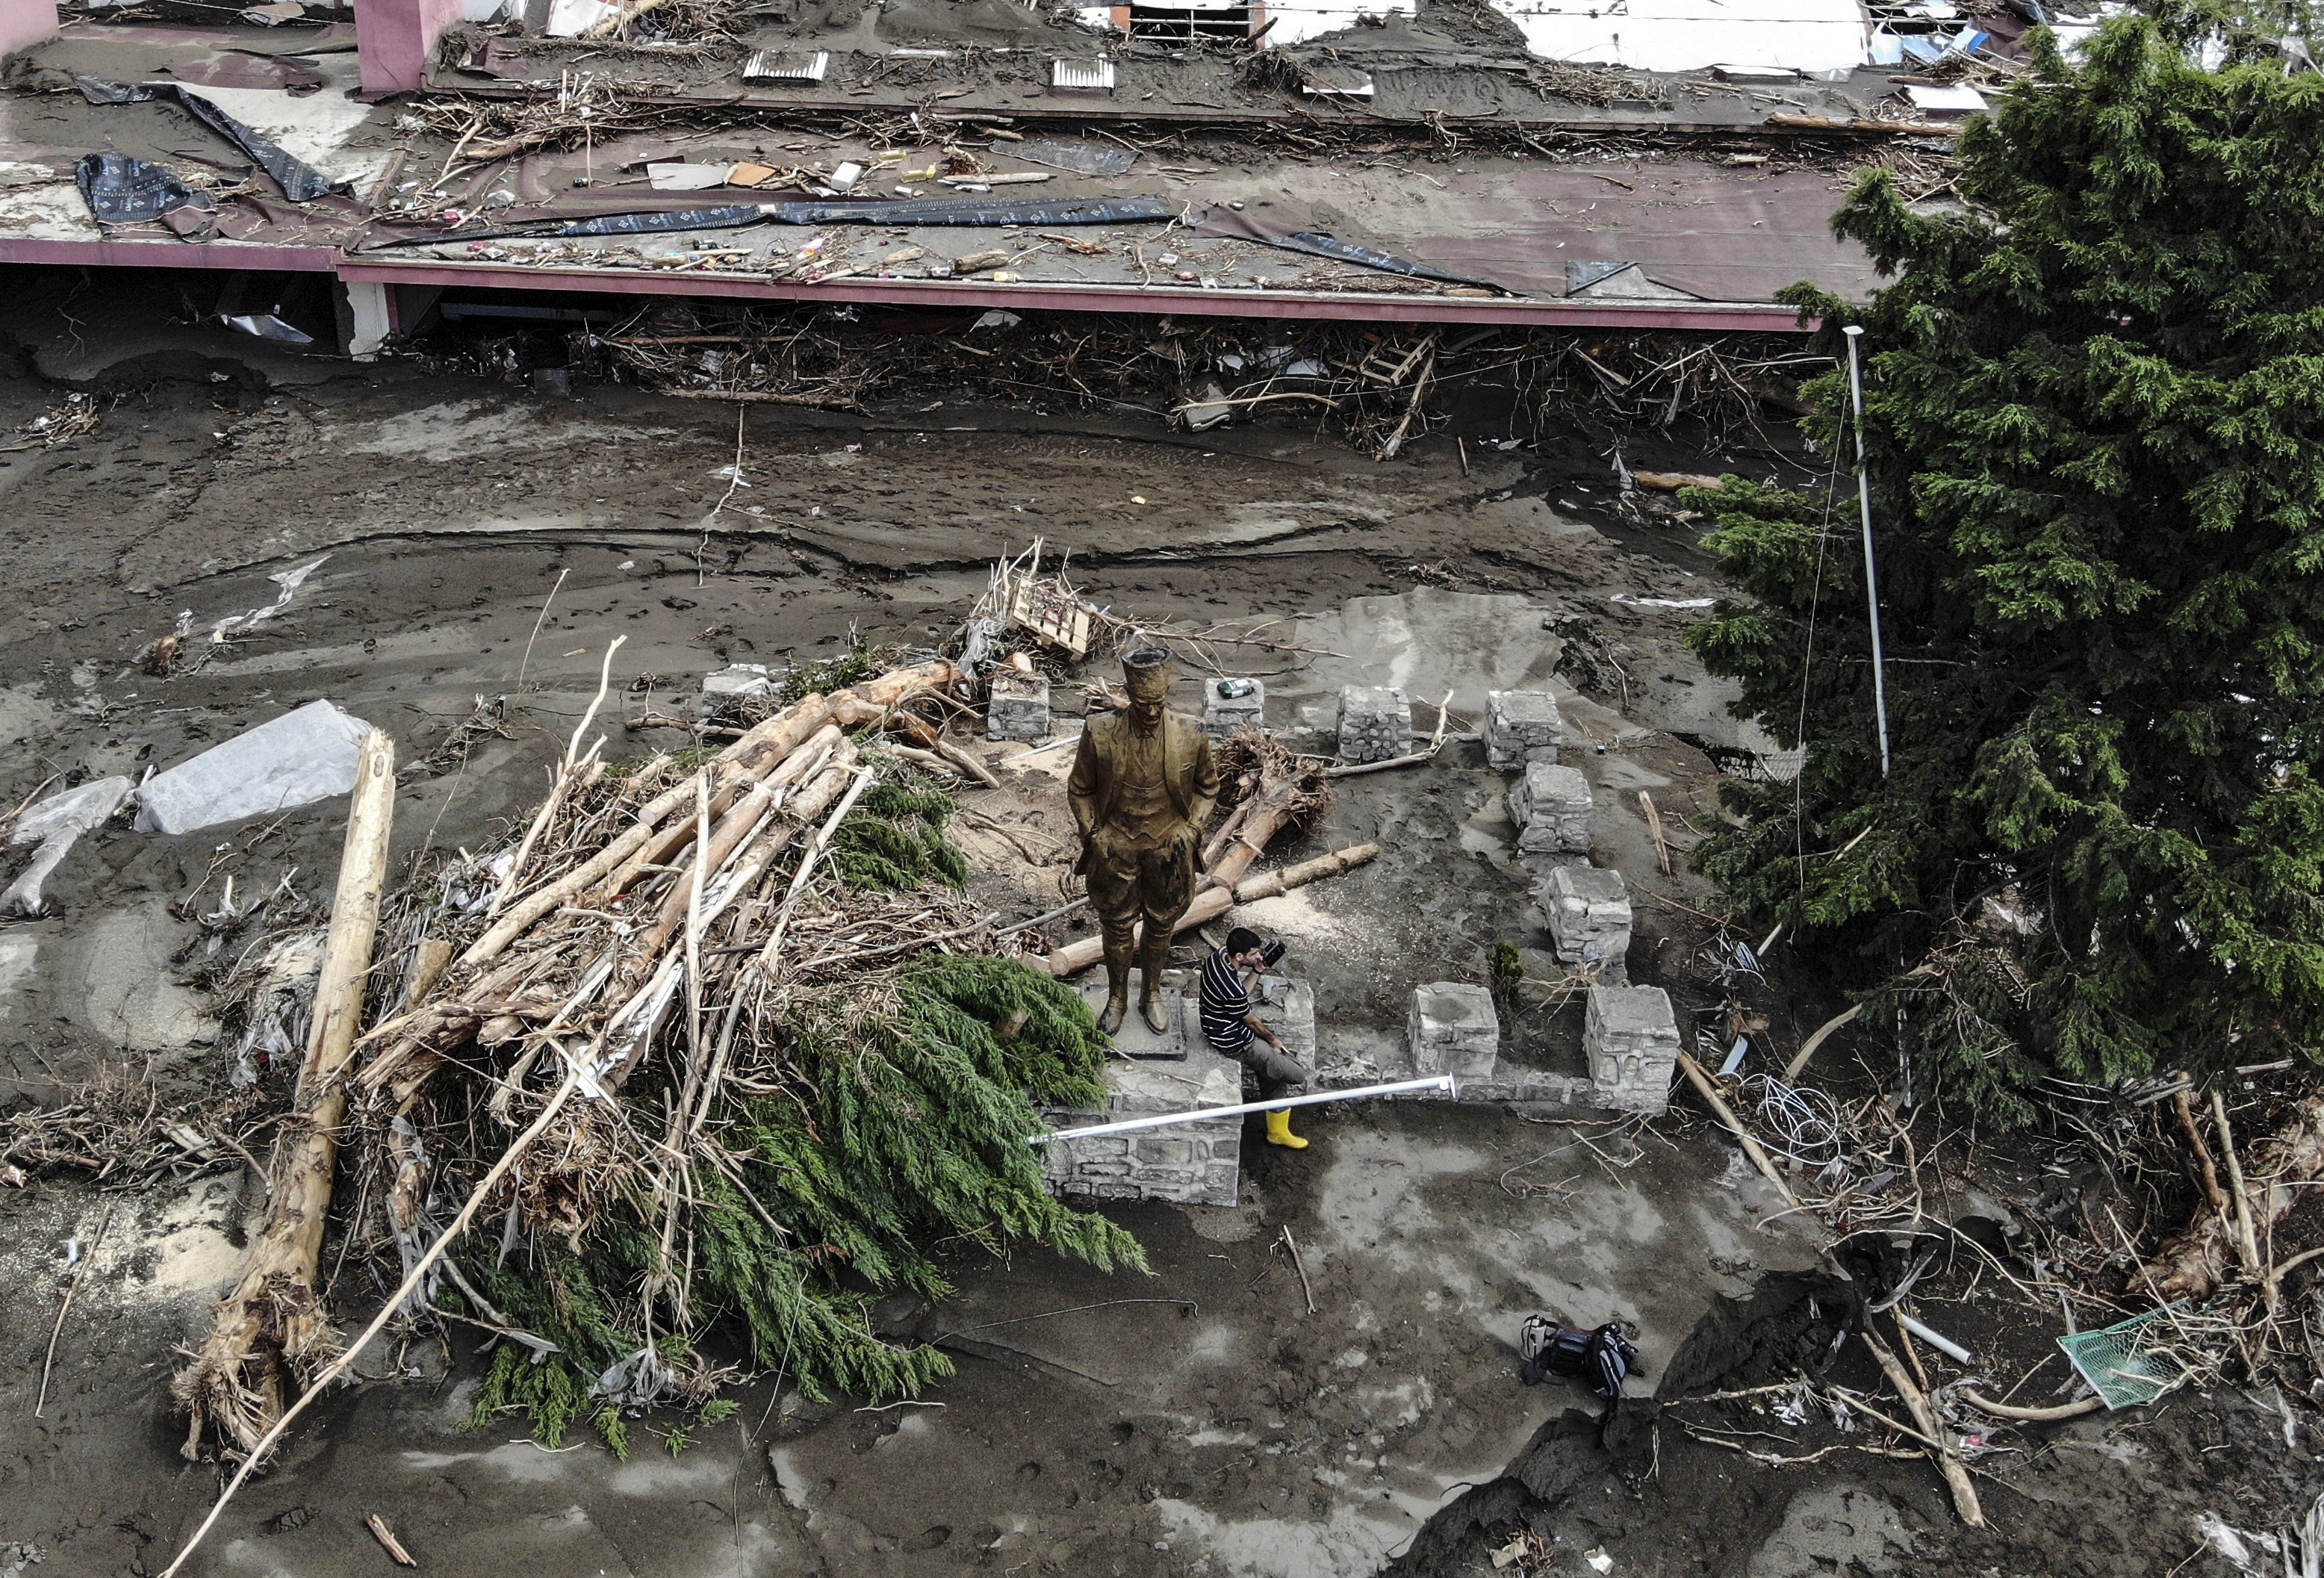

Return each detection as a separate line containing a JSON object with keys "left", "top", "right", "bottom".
{"left": 1842, "top": 324, "right": 1892, "bottom": 778}
{"left": 1033, "top": 1075, "right": 1458, "bottom": 1144}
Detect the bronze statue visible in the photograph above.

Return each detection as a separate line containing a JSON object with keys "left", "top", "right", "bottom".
{"left": 1067, "top": 646, "right": 1220, "bottom": 1035}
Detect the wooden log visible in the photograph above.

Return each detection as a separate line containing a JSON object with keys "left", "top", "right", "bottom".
{"left": 1638, "top": 789, "right": 1672, "bottom": 876}
{"left": 175, "top": 728, "right": 397, "bottom": 1461}
{"left": 628, "top": 724, "right": 841, "bottom": 945}
{"left": 1043, "top": 843, "right": 1379, "bottom": 977}
{"left": 401, "top": 937, "right": 455, "bottom": 1011}
{"left": 1203, "top": 768, "right": 1323, "bottom": 892}
{"left": 1632, "top": 470, "right": 1725, "bottom": 492}
{"left": 460, "top": 661, "right": 957, "bottom": 969}
{"left": 1201, "top": 796, "right": 1256, "bottom": 869}
{"left": 1766, "top": 111, "right": 1960, "bottom": 137}
{"left": 1782, "top": 1002, "right": 1863, "bottom": 1081}
{"left": 1674, "top": 1052, "right": 1801, "bottom": 1210}
{"left": 2139, "top": 1091, "right": 2324, "bottom": 1300}
{"left": 888, "top": 712, "right": 1002, "bottom": 789}
{"left": 592, "top": 712, "right": 845, "bottom": 904}
{"left": 1862, "top": 1325, "right": 1985, "bottom": 1528}
{"left": 159, "top": 1054, "right": 593, "bottom": 1578}
{"left": 2172, "top": 1087, "right": 2230, "bottom": 1218}
{"left": 1232, "top": 842, "right": 1379, "bottom": 901}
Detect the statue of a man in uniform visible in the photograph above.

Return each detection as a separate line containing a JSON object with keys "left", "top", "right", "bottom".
{"left": 1067, "top": 646, "right": 1220, "bottom": 1036}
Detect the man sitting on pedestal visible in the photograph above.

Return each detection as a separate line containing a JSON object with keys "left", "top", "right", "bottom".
{"left": 1199, "top": 927, "right": 1313, "bottom": 1150}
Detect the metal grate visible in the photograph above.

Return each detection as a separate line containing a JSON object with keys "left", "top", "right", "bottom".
{"left": 2057, "top": 1303, "right": 2194, "bottom": 1409}
{"left": 742, "top": 49, "right": 830, "bottom": 84}
{"left": 1051, "top": 58, "right": 1117, "bottom": 93}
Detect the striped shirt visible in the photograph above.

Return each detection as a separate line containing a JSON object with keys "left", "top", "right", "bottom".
{"left": 1198, "top": 947, "right": 1255, "bottom": 1056}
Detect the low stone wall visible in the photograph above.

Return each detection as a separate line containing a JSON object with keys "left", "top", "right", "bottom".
{"left": 1040, "top": 982, "right": 1243, "bottom": 1206}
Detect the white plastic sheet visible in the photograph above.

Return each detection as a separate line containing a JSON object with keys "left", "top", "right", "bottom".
{"left": 1, "top": 776, "right": 134, "bottom": 916}
{"left": 134, "top": 699, "right": 376, "bottom": 835}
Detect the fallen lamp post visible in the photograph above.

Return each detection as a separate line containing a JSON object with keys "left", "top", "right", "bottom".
{"left": 1031, "top": 1075, "right": 1458, "bottom": 1144}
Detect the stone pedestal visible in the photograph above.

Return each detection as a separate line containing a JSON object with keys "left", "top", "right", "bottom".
{"left": 1541, "top": 865, "right": 1633, "bottom": 969}
{"left": 987, "top": 668, "right": 1052, "bottom": 741}
{"left": 1240, "top": 973, "right": 1315, "bottom": 1093}
{"left": 1408, "top": 981, "right": 1500, "bottom": 1080}
{"left": 1487, "top": 690, "right": 1565, "bottom": 771}
{"left": 1584, "top": 984, "right": 1680, "bottom": 1113}
{"left": 1510, "top": 762, "right": 1594, "bottom": 855}
{"left": 1337, "top": 685, "right": 1410, "bottom": 764}
{"left": 1040, "top": 1037, "right": 1241, "bottom": 1208}
{"left": 1202, "top": 677, "right": 1267, "bottom": 739}
{"left": 1078, "top": 979, "right": 1185, "bottom": 1060}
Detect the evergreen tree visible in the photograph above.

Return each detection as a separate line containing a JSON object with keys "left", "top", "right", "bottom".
{"left": 1686, "top": 16, "right": 2324, "bottom": 1119}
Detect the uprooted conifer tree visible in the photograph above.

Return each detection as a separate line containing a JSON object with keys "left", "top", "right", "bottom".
{"left": 1685, "top": 10, "right": 2324, "bottom": 1121}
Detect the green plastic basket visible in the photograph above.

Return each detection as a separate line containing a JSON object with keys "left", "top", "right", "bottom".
{"left": 2055, "top": 1302, "right": 2192, "bottom": 1409}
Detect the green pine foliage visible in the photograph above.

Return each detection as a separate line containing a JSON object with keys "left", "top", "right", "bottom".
{"left": 462, "top": 953, "right": 1140, "bottom": 1444}
{"left": 832, "top": 780, "right": 970, "bottom": 892}
{"left": 1686, "top": 17, "right": 2324, "bottom": 1117}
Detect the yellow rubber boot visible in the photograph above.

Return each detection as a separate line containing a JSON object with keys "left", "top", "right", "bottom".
{"left": 1264, "top": 1108, "right": 1308, "bottom": 1149}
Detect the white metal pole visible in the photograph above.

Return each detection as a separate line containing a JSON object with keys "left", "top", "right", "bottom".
{"left": 1032, "top": 1075, "right": 1458, "bottom": 1144}
{"left": 1842, "top": 324, "right": 1893, "bottom": 778}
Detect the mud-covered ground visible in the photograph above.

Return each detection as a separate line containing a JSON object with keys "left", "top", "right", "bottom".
{"left": 0, "top": 287, "right": 2315, "bottom": 1577}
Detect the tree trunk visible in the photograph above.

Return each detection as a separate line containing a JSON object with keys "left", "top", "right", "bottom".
{"left": 2139, "top": 1092, "right": 2324, "bottom": 1300}
{"left": 175, "top": 729, "right": 397, "bottom": 1461}
{"left": 1043, "top": 844, "right": 1378, "bottom": 977}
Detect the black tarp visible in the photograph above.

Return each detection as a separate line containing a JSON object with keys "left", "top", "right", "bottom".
{"left": 557, "top": 194, "right": 1177, "bottom": 234}
{"left": 75, "top": 152, "right": 216, "bottom": 232}
{"left": 358, "top": 194, "right": 1177, "bottom": 249}
{"left": 73, "top": 75, "right": 348, "bottom": 203}
{"left": 1193, "top": 205, "right": 1510, "bottom": 293}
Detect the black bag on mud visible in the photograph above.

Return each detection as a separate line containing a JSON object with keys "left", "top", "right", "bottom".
{"left": 1519, "top": 1316, "right": 1641, "bottom": 1400}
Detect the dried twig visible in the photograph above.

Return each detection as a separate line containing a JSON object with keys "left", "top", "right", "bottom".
{"left": 34, "top": 1205, "right": 114, "bottom": 1418}
{"left": 1280, "top": 1226, "right": 1317, "bottom": 1315}
{"left": 365, "top": 1514, "right": 418, "bottom": 1567}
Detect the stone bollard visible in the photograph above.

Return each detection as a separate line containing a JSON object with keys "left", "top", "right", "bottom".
{"left": 986, "top": 668, "right": 1052, "bottom": 742}
{"left": 1509, "top": 762, "right": 1594, "bottom": 855}
{"left": 1408, "top": 981, "right": 1500, "bottom": 1079}
{"left": 1541, "top": 865, "right": 1633, "bottom": 969}
{"left": 1203, "top": 677, "right": 1267, "bottom": 739}
{"left": 1486, "top": 690, "right": 1565, "bottom": 771}
{"left": 1337, "top": 685, "right": 1411, "bottom": 764}
{"left": 1584, "top": 984, "right": 1680, "bottom": 1113}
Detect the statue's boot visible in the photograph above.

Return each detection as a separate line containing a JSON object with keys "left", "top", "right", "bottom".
{"left": 1137, "top": 928, "right": 1173, "bottom": 1036}
{"left": 1098, "top": 931, "right": 1133, "bottom": 1036}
